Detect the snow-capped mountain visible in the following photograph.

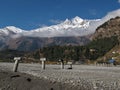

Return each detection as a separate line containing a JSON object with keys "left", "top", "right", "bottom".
{"left": 0, "top": 9, "right": 120, "bottom": 51}
{"left": 0, "top": 16, "right": 100, "bottom": 38}
{"left": 0, "top": 26, "right": 25, "bottom": 35}
{"left": 27, "top": 16, "right": 99, "bottom": 37}
{"left": 0, "top": 9, "right": 120, "bottom": 38}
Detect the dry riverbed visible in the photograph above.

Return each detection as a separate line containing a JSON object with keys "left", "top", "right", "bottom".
{"left": 0, "top": 63, "right": 120, "bottom": 90}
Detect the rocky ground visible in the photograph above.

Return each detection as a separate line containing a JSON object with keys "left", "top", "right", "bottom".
{"left": 0, "top": 63, "right": 120, "bottom": 90}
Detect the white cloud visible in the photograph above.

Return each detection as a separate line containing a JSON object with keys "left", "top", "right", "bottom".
{"left": 30, "top": 9, "right": 120, "bottom": 37}
{"left": 49, "top": 19, "right": 63, "bottom": 24}
{"left": 99, "top": 9, "right": 120, "bottom": 25}
{"left": 11, "top": 9, "right": 120, "bottom": 38}
{"left": 118, "top": 0, "right": 120, "bottom": 3}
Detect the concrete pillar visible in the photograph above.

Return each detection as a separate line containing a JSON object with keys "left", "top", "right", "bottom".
{"left": 69, "top": 64, "right": 72, "bottom": 69}
{"left": 40, "top": 58, "right": 46, "bottom": 70}
{"left": 61, "top": 62, "right": 64, "bottom": 69}
{"left": 42, "top": 61, "right": 45, "bottom": 70}
{"left": 13, "top": 57, "right": 21, "bottom": 72}
{"left": 67, "top": 61, "right": 73, "bottom": 69}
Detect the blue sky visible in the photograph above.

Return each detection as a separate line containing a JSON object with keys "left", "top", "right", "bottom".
{"left": 0, "top": 0, "right": 119, "bottom": 30}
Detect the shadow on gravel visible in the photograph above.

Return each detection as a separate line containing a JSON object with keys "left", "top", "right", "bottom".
{"left": 0, "top": 70, "right": 79, "bottom": 90}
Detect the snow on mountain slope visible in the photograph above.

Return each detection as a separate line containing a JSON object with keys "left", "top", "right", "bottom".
{"left": 24, "top": 16, "right": 100, "bottom": 37}
{"left": 0, "top": 26, "right": 26, "bottom": 36}
{"left": 0, "top": 16, "right": 100, "bottom": 37}
{"left": 0, "top": 9, "right": 120, "bottom": 38}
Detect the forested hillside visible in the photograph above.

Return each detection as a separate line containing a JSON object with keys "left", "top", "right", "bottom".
{"left": 24, "top": 36, "right": 118, "bottom": 63}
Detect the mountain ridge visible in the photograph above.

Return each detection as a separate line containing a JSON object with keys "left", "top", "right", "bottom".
{"left": 92, "top": 16, "right": 120, "bottom": 40}
{"left": 0, "top": 9, "right": 120, "bottom": 51}
{"left": 0, "top": 17, "right": 100, "bottom": 37}
{"left": 0, "top": 9, "right": 120, "bottom": 38}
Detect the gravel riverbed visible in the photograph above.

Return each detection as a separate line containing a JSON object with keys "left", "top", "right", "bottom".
{"left": 0, "top": 63, "right": 120, "bottom": 90}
